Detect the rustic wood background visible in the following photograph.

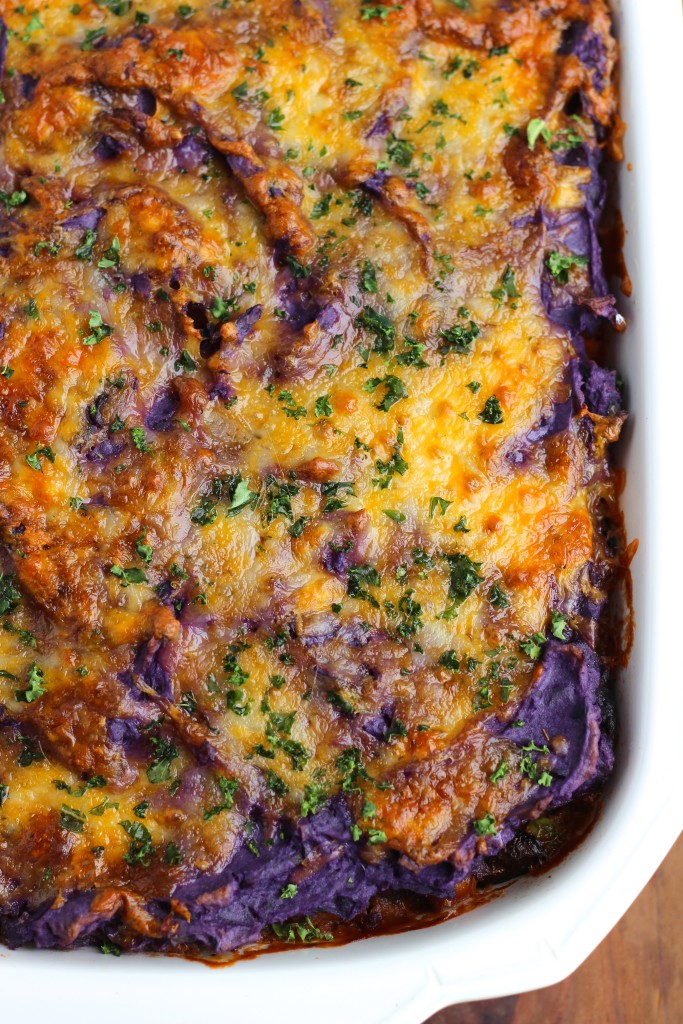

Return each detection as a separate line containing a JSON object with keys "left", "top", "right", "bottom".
{"left": 424, "top": 834, "right": 682, "bottom": 1024}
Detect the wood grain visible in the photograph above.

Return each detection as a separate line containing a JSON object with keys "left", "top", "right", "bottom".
{"left": 425, "top": 835, "right": 683, "bottom": 1024}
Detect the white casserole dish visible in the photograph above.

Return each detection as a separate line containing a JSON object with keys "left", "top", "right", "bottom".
{"left": 3, "top": 1, "right": 682, "bottom": 1018}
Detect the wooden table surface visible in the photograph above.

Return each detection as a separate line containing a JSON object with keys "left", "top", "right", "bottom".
{"left": 425, "top": 834, "right": 682, "bottom": 1024}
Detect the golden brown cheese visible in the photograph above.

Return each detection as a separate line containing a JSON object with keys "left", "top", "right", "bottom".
{"left": 0, "top": 0, "right": 625, "bottom": 955}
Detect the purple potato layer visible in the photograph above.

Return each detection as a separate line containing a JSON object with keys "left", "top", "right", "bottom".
{"left": 0, "top": 641, "right": 613, "bottom": 953}
{"left": 0, "top": 4, "right": 624, "bottom": 958}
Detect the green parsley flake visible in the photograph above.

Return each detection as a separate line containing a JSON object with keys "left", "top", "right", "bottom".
{"left": 473, "top": 812, "right": 497, "bottom": 837}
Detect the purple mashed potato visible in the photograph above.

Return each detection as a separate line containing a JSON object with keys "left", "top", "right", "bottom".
{"left": 94, "top": 135, "right": 130, "bottom": 160}
{"left": 0, "top": 641, "right": 613, "bottom": 952}
{"left": 174, "top": 135, "right": 211, "bottom": 172}
{"left": 560, "top": 21, "right": 608, "bottom": 91}
{"left": 61, "top": 207, "right": 105, "bottom": 233}
{"left": 146, "top": 389, "right": 180, "bottom": 431}
{"left": 0, "top": 5, "right": 623, "bottom": 960}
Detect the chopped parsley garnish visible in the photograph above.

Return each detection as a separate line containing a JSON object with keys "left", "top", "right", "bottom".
{"left": 287, "top": 516, "right": 309, "bottom": 538}
{"left": 519, "top": 741, "right": 553, "bottom": 786}
{"left": 191, "top": 496, "right": 218, "bottom": 526}
{"left": 546, "top": 251, "right": 589, "bottom": 284}
{"left": 25, "top": 444, "right": 56, "bottom": 472}
{"left": 439, "top": 319, "right": 480, "bottom": 356}
{"left": 363, "top": 374, "right": 407, "bottom": 411}
{"left": 311, "top": 194, "right": 332, "bottom": 219}
{"left": 267, "top": 106, "right": 285, "bottom": 131}
{"left": 396, "top": 336, "right": 427, "bottom": 368}
{"left": 263, "top": 476, "right": 299, "bottom": 523}
{"left": 550, "top": 610, "right": 569, "bottom": 640}
{"left": 386, "top": 131, "right": 414, "bottom": 167}
{"left": 412, "top": 547, "right": 436, "bottom": 576}
{"left": 356, "top": 306, "right": 395, "bottom": 353}
{"left": 443, "top": 552, "right": 484, "bottom": 607}
{"left": 0, "top": 574, "right": 21, "bottom": 615}
{"left": 74, "top": 229, "right": 97, "bottom": 260}
{"left": 0, "top": 189, "right": 28, "bottom": 212}
{"left": 314, "top": 394, "right": 333, "bottom": 417}
{"left": 395, "top": 589, "right": 423, "bottom": 637}
{"left": 210, "top": 296, "right": 240, "bottom": 320}
{"left": 17, "top": 736, "right": 45, "bottom": 767}
{"left": 174, "top": 349, "right": 198, "bottom": 372}
{"left": 491, "top": 264, "right": 520, "bottom": 304}
{"left": 527, "top": 117, "right": 583, "bottom": 151}
{"left": 519, "top": 632, "right": 547, "bottom": 660}
{"left": 204, "top": 775, "right": 239, "bottom": 820}
{"left": 439, "top": 650, "right": 460, "bottom": 671}
{"left": 81, "top": 26, "right": 107, "bottom": 50}
{"left": 489, "top": 760, "right": 510, "bottom": 784}
{"left": 109, "top": 565, "right": 148, "bottom": 587}
{"left": 135, "top": 529, "right": 153, "bottom": 565}
{"left": 130, "top": 426, "right": 152, "bottom": 452}
{"left": 385, "top": 718, "right": 408, "bottom": 742}
{"left": 165, "top": 841, "right": 183, "bottom": 865}
{"left": 82, "top": 310, "right": 112, "bottom": 346}
{"left": 473, "top": 812, "right": 497, "bottom": 837}
{"left": 60, "top": 804, "right": 87, "bottom": 834}
{"left": 337, "top": 746, "right": 389, "bottom": 794}
{"left": 285, "top": 255, "right": 310, "bottom": 279}
{"left": 360, "top": 259, "right": 378, "bottom": 294}
{"left": 197, "top": 474, "right": 257, "bottom": 522}
{"left": 301, "top": 782, "right": 328, "bottom": 817}
{"left": 320, "top": 480, "right": 355, "bottom": 513}
{"left": 56, "top": 774, "right": 108, "bottom": 797}
{"left": 98, "top": 940, "right": 122, "bottom": 956}
{"left": 278, "top": 390, "right": 307, "bottom": 419}
{"left": 266, "top": 770, "right": 288, "bottom": 796}
{"left": 527, "top": 117, "right": 551, "bottom": 149}
{"left": 429, "top": 496, "right": 452, "bottom": 519}
{"left": 120, "top": 819, "right": 154, "bottom": 866}
{"left": 327, "top": 689, "right": 355, "bottom": 715}
{"left": 478, "top": 396, "right": 504, "bottom": 424}
{"left": 488, "top": 583, "right": 509, "bottom": 608}
{"left": 360, "top": 5, "right": 403, "bottom": 22}
{"left": 266, "top": 730, "right": 310, "bottom": 771}
{"left": 224, "top": 652, "right": 251, "bottom": 716}
{"left": 271, "top": 917, "right": 333, "bottom": 944}
{"left": 178, "top": 691, "right": 198, "bottom": 715}
{"left": 146, "top": 736, "right": 178, "bottom": 783}
{"left": 373, "top": 428, "right": 408, "bottom": 488}
{"left": 14, "top": 662, "right": 46, "bottom": 703}
{"left": 347, "top": 564, "right": 381, "bottom": 607}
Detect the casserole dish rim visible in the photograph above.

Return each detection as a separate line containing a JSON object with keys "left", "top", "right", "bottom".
{"left": 2, "top": 0, "right": 682, "bottom": 1017}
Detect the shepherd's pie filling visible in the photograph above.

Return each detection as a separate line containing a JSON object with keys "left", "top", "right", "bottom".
{"left": 0, "top": 0, "right": 627, "bottom": 956}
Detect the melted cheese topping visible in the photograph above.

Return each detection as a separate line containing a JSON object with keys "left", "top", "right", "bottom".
{"left": 0, "top": 0, "right": 621, "bottom": 939}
